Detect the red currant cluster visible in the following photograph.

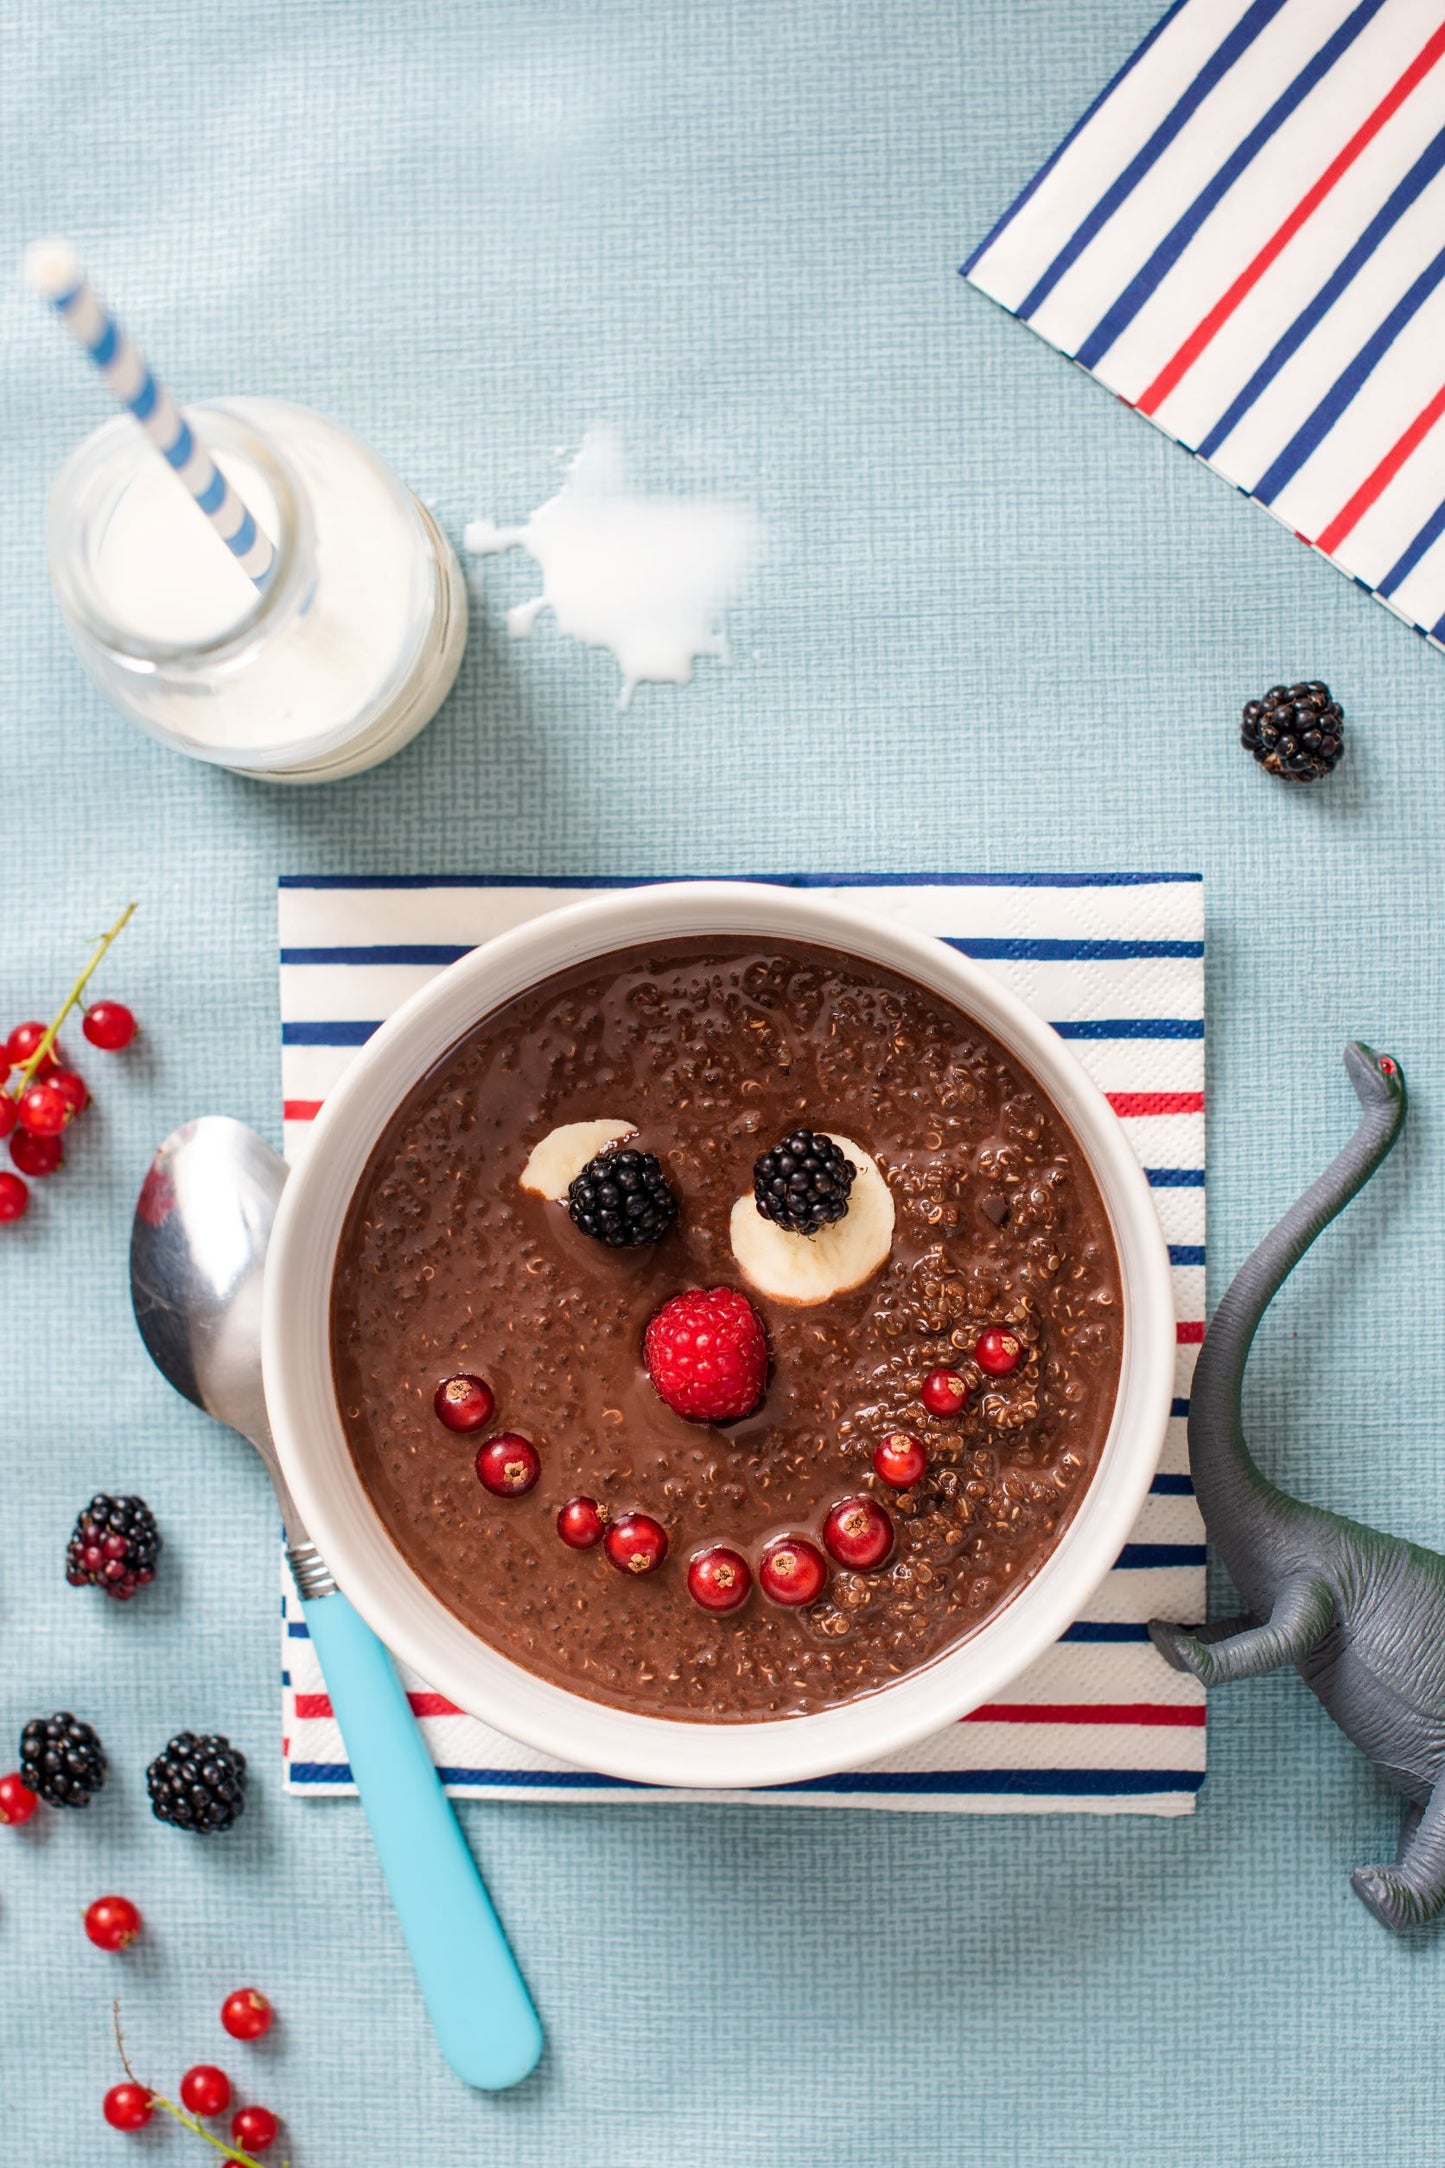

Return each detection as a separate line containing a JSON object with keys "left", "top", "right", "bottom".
{"left": 433, "top": 1368, "right": 675, "bottom": 1585}
{"left": 0, "top": 904, "right": 139, "bottom": 1226}
{"left": 428, "top": 1319, "right": 1026, "bottom": 1622}
{"left": 919, "top": 1325, "right": 1024, "bottom": 1416}
{"left": 90, "top": 1952, "right": 281, "bottom": 2161}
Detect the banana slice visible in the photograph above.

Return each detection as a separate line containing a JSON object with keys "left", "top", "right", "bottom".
{"left": 519, "top": 1119, "right": 637, "bottom": 1201}
{"left": 729, "top": 1135, "right": 894, "bottom": 1305}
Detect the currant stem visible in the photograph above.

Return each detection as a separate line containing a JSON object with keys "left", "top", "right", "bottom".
{"left": 112, "top": 2000, "right": 288, "bottom": 2168}
{"left": 12, "top": 903, "right": 136, "bottom": 1093}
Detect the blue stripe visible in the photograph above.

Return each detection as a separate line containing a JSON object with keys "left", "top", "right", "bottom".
{"left": 282, "top": 937, "right": 1204, "bottom": 968}
{"left": 761, "top": 1767, "right": 1204, "bottom": 1797}
{"left": 1050, "top": 1017, "right": 1202, "bottom": 1040}
{"left": 283, "top": 1020, "right": 379, "bottom": 1046}
{"left": 1146, "top": 1167, "right": 1205, "bottom": 1187}
{"left": 127, "top": 370, "right": 158, "bottom": 421}
{"left": 277, "top": 871, "right": 1204, "bottom": 891}
{"left": 1378, "top": 486, "right": 1445, "bottom": 598}
{"left": 1015, "top": 0, "right": 1292, "bottom": 323}
{"left": 1253, "top": 237, "right": 1445, "bottom": 504}
{"left": 1151, "top": 1472, "right": 1195, "bottom": 1496}
{"left": 1171, "top": 1398, "right": 1190, "bottom": 1420}
{"left": 288, "top": 1760, "right": 1204, "bottom": 1798}
{"left": 1075, "top": 0, "right": 1387, "bottom": 370}
{"left": 228, "top": 508, "right": 258, "bottom": 559}
{"left": 1168, "top": 1244, "right": 1205, "bottom": 1267}
{"left": 89, "top": 317, "right": 119, "bottom": 366}
{"left": 286, "top": 1619, "right": 311, "bottom": 1637}
{"left": 196, "top": 467, "right": 227, "bottom": 516}
{"left": 282, "top": 944, "right": 472, "bottom": 967}
{"left": 960, "top": 0, "right": 1193, "bottom": 277}
{"left": 944, "top": 937, "right": 1203, "bottom": 961}
{"left": 163, "top": 419, "right": 194, "bottom": 471}
{"left": 1198, "top": 121, "right": 1445, "bottom": 462}
{"left": 1116, "top": 1542, "right": 1207, "bottom": 1569}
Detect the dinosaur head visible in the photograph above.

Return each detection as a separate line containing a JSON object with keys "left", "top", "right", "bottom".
{"left": 1344, "top": 1040, "right": 1407, "bottom": 1126}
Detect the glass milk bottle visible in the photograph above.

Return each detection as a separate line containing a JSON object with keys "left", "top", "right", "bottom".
{"left": 47, "top": 397, "right": 467, "bottom": 783}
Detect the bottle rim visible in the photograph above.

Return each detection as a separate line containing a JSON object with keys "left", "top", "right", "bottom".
{"left": 46, "top": 400, "right": 314, "bottom": 672}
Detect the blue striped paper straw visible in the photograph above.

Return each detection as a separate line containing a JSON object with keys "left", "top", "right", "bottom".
{"left": 22, "top": 238, "right": 276, "bottom": 590}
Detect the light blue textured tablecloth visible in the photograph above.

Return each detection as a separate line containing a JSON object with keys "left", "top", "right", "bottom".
{"left": 2, "top": 4, "right": 1443, "bottom": 2162}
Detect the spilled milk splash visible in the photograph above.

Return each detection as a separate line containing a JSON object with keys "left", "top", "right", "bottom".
{"left": 464, "top": 432, "right": 758, "bottom": 708}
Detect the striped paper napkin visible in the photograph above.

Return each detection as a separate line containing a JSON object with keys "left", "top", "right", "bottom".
{"left": 277, "top": 875, "right": 1206, "bottom": 1815}
{"left": 966, "top": 0, "right": 1445, "bottom": 651}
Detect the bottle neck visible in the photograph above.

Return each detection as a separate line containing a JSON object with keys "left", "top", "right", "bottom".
{"left": 49, "top": 400, "right": 315, "bottom": 676}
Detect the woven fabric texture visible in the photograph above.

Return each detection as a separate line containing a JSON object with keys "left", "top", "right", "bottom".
{"left": 1, "top": 2, "right": 1443, "bottom": 2162}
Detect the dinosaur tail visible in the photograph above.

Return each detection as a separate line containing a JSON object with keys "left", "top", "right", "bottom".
{"left": 1188, "top": 1042, "right": 1406, "bottom": 1589}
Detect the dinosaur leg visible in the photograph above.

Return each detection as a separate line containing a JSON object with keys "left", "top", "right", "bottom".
{"left": 1352, "top": 1786, "right": 1445, "bottom": 1932}
{"left": 1148, "top": 1577, "right": 1334, "bottom": 1686}
{"left": 1396, "top": 1802, "right": 1424, "bottom": 1866}
{"left": 1145, "top": 1611, "right": 1253, "bottom": 1667}
{"left": 1188, "top": 1613, "right": 1256, "bottom": 1644}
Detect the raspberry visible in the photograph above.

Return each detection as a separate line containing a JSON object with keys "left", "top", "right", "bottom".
{"left": 643, "top": 1287, "right": 769, "bottom": 1424}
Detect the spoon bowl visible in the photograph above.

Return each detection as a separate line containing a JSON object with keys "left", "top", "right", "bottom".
{"left": 130, "top": 1114, "right": 304, "bottom": 1540}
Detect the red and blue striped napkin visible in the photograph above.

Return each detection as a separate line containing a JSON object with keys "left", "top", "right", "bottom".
{"left": 966, "top": 0, "right": 1445, "bottom": 649}
{"left": 277, "top": 874, "right": 1206, "bottom": 1815}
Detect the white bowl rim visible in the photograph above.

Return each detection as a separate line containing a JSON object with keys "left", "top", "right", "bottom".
{"left": 262, "top": 880, "right": 1175, "bottom": 1790}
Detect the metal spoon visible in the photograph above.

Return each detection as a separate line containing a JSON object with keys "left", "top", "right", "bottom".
{"left": 130, "top": 1116, "right": 543, "bottom": 2090}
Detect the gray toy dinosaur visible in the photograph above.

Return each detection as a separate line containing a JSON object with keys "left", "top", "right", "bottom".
{"left": 1148, "top": 1041, "right": 1445, "bottom": 1933}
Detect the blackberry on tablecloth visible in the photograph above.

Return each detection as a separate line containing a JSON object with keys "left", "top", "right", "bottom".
{"left": 1241, "top": 682, "right": 1344, "bottom": 783}
{"left": 19, "top": 1712, "right": 107, "bottom": 1808}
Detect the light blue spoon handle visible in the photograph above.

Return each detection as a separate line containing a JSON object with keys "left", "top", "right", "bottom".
{"left": 300, "top": 1589, "right": 543, "bottom": 2089}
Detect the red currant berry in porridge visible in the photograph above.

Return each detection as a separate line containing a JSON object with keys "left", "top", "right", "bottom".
{"left": 475, "top": 1435, "right": 540, "bottom": 1497}
{"left": 823, "top": 1496, "right": 893, "bottom": 1571}
{"left": 687, "top": 1546, "right": 752, "bottom": 1613}
{"left": 975, "top": 1327, "right": 1023, "bottom": 1377}
{"left": 758, "top": 1536, "right": 828, "bottom": 1607}
{"left": 872, "top": 1432, "right": 927, "bottom": 1488}
{"left": 920, "top": 1367, "right": 968, "bottom": 1417}
{"left": 604, "top": 1513, "right": 668, "bottom": 1577}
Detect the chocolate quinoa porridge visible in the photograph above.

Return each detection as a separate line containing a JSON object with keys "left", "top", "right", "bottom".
{"left": 329, "top": 937, "right": 1123, "bottom": 1721}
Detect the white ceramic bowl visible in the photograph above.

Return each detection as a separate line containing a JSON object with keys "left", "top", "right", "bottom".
{"left": 263, "top": 881, "right": 1174, "bottom": 1788}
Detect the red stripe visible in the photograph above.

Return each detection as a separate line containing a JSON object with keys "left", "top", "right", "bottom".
{"left": 291, "top": 1690, "right": 1204, "bottom": 1730}
{"left": 293, "top": 1690, "right": 465, "bottom": 1722}
{"left": 407, "top": 1692, "right": 464, "bottom": 1718}
{"left": 1107, "top": 1090, "right": 1203, "bottom": 1116}
{"left": 1314, "top": 375, "right": 1445, "bottom": 554}
{"left": 1176, "top": 1321, "right": 1205, "bottom": 1344}
{"left": 283, "top": 1099, "right": 323, "bottom": 1122}
{"left": 965, "top": 1702, "right": 1204, "bottom": 1727}
{"left": 1136, "top": 20, "right": 1445, "bottom": 417}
